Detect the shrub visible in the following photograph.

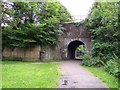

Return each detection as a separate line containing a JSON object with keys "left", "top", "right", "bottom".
{"left": 92, "top": 43, "right": 119, "bottom": 64}
{"left": 82, "top": 52, "right": 120, "bottom": 78}
{"left": 104, "top": 57, "right": 120, "bottom": 78}
{"left": 81, "top": 53, "right": 104, "bottom": 67}
{"left": 81, "top": 53, "right": 92, "bottom": 66}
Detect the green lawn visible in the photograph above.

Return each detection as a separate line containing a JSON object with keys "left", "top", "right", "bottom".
{"left": 84, "top": 66, "right": 119, "bottom": 88}
{"left": 2, "top": 61, "right": 61, "bottom": 88}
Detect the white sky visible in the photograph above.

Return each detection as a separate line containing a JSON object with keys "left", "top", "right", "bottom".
{"left": 58, "top": 0, "right": 95, "bottom": 21}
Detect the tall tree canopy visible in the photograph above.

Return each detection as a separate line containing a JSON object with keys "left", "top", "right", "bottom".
{"left": 2, "top": 1, "right": 72, "bottom": 48}
{"left": 85, "top": 1, "right": 119, "bottom": 59}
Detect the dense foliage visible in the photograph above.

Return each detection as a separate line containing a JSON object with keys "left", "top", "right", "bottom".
{"left": 87, "top": 2, "right": 119, "bottom": 59}
{"left": 2, "top": 1, "right": 72, "bottom": 48}
{"left": 82, "top": 1, "right": 120, "bottom": 78}
{"left": 82, "top": 53, "right": 120, "bottom": 78}
{"left": 82, "top": 53, "right": 104, "bottom": 67}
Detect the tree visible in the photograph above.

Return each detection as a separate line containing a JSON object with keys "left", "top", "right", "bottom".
{"left": 86, "top": 1, "right": 119, "bottom": 59}
{"left": 2, "top": 1, "right": 72, "bottom": 48}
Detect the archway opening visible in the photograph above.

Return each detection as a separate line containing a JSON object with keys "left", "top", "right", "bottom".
{"left": 68, "top": 40, "right": 85, "bottom": 60}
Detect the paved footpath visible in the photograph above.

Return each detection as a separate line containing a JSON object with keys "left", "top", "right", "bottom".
{"left": 58, "top": 60, "right": 109, "bottom": 89}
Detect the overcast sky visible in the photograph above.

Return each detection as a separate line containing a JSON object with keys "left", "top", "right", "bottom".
{"left": 58, "top": 0, "right": 95, "bottom": 21}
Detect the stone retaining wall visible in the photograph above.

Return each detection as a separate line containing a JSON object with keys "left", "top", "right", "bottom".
{"left": 2, "top": 46, "right": 41, "bottom": 61}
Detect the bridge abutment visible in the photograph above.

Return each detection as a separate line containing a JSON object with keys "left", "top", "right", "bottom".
{"left": 43, "top": 23, "right": 92, "bottom": 60}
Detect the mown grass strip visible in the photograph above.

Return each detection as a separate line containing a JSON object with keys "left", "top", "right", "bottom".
{"left": 2, "top": 61, "right": 61, "bottom": 88}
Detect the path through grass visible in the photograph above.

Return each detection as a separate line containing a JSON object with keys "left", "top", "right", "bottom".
{"left": 2, "top": 61, "right": 61, "bottom": 88}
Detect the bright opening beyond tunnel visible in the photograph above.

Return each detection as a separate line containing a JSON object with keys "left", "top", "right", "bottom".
{"left": 68, "top": 40, "right": 85, "bottom": 60}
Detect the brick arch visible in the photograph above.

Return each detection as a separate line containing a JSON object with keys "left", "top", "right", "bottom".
{"left": 67, "top": 40, "right": 85, "bottom": 59}
{"left": 59, "top": 23, "right": 92, "bottom": 59}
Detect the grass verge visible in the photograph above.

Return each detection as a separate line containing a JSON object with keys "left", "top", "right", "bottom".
{"left": 2, "top": 61, "right": 61, "bottom": 88}
{"left": 84, "top": 66, "right": 119, "bottom": 89}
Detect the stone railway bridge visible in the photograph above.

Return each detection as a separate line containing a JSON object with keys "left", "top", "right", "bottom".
{"left": 43, "top": 23, "right": 91, "bottom": 60}
{"left": 3, "top": 23, "right": 91, "bottom": 60}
